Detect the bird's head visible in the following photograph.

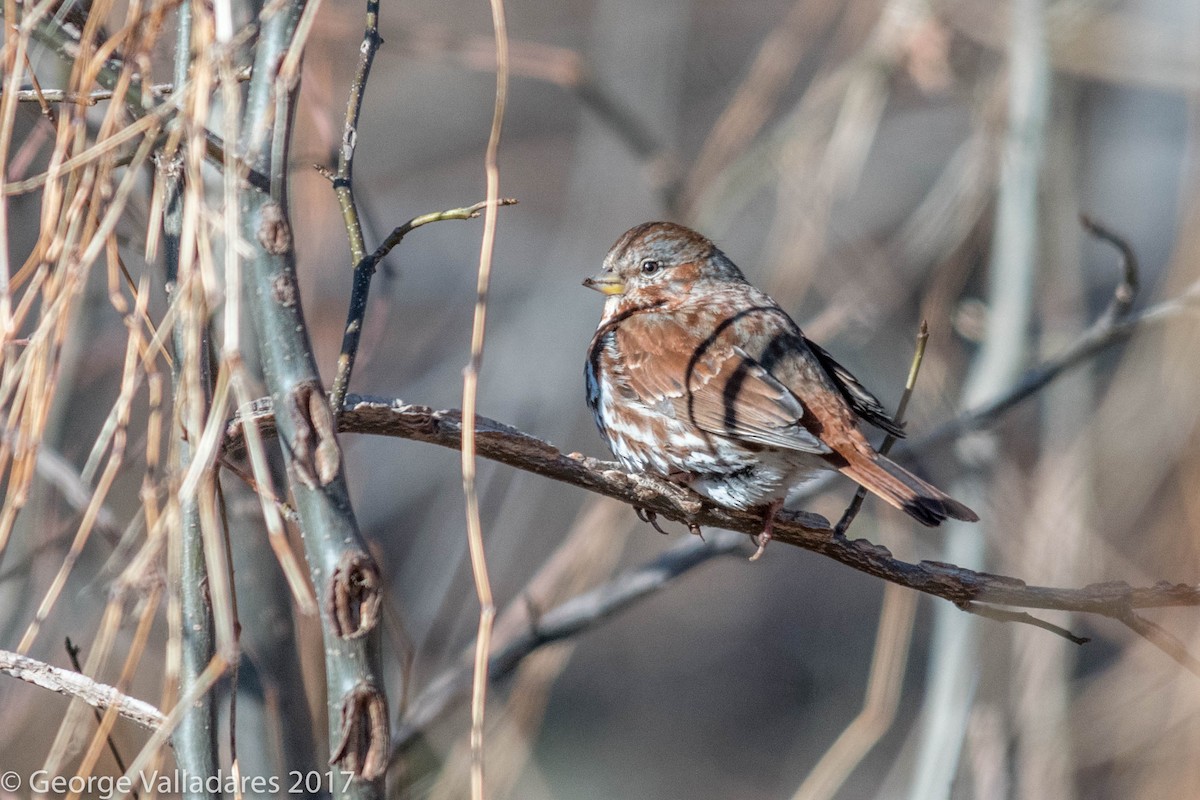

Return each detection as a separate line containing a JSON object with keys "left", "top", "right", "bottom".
{"left": 583, "top": 221, "right": 746, "bottom": 305}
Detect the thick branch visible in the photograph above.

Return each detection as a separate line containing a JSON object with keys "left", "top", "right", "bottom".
{"left": 239, "top": 4, "right": 386, "bottom": 796}
{"left": 164, "top": 9, "right": 219, "bottom": 793}
{"left": 227, "top": 394, "right": 1200, "bottom": 617}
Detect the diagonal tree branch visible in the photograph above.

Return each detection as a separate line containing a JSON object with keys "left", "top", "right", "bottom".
{"left": 0, "top": 649, "right": 166, "bottom": 731}
{"left": 227, "top": 394, "right": 1200, "bottom": 617}
{"left": 391, "top": 529, "right": 747, "bottom": 753}
{"left": 225, "top": 218, "right": 1200, "bottom": 754}
{"left": 1113, "top": 607, "right": 1200, "bottom": 678}
{"left": 223, "top": 218, "right": 1200, "bottom": 757}
{"left": 914, "top": 281, "right": 1199, "bottom": 456}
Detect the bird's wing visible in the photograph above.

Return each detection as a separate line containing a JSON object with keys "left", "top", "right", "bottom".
{"left": 805, "top": 339, "right": 905, "bottom": 438}
{"left": 614, "top": 312, "right": 831, "bottom": 454}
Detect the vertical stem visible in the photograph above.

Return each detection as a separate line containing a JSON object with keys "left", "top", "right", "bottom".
{"left": 908, "top": 1, "right": 1048, "bottom": 798}
{"left": 239, "top": 3, "right": 386, "bottom": 797}
{"left": 164, "top": 6, "right": 220, "bottom": 797}
{"left": 462, "top": 2, "right": 508, "bottom": 798}
{"left": 328, "top": 0, "right": 382, "bottom": 414}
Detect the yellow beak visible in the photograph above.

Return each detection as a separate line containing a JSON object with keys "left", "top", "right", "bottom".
{"left": 583, "top": 272, "right": 625, "bottom": 295}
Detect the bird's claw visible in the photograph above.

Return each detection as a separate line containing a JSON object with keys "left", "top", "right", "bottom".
{"left": 749, "top": 530, "right": 772, "bottom": 561}
{"left": 635, "top": 506, "right": 668, "bottom": 535}
{"left": 749, "top": 500, "right": 784, "bottom": 562}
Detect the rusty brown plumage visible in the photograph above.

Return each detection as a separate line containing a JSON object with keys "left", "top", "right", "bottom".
{"left": 584, "top": 222, "right": 976, "bottom": 554}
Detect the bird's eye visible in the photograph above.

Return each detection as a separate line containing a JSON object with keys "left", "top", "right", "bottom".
{"left": 640, "top": 259, "right": 663, "bottom": 275}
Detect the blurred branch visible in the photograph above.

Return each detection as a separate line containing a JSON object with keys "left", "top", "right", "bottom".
{"left": 227, "top": 395, "right": 1200, "bottom": 617}
{"left": 0, "top": 649, "right": 166, "bottom": 731}
{"left": 944, "top": 0, "right": 1200, "bottom": 93}
{"left": 422, "top": 497, "right": 635, "bottom": 796}
{"left": 392, "top": 529, "right": 746, "bottom": 754}
{"left": 35, "top": 447, "right": 121, "bottom": 545}
{"left": 681, "top": 0, "right": 843, "bottom": 215}
{"left": 392, "top": 26, "right": 681, "bottom": 210}
{"left": 792, "top": 569, "right": 918, "bottom": 800}
{"left": 0, "top": 67, "right": 253, "bottom": 105}
{"left": 912, "top": 3, "right": 1048, "bottom": 791}
{"left": 917, "top": 221, "right": 1198, "bottom": 455}
{"left": 1114, "top": 607, "right": 1200, "bottom": 678}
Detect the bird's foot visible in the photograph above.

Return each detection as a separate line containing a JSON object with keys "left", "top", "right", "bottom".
{"left": 667, "top": 469, "right": 697, "bottom": 486}
{"left": 635, "top": 506, "right": 668, "bottom": 535}
{"left": 688, "top": 521, "right": 704, "bottom": 541}
{"left": 749, "top": 499, "right": 785, "bottom": 562}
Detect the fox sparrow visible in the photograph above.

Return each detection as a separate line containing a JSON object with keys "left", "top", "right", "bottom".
{"left": 584, "top": 221, "right": 977, "bottom": 558}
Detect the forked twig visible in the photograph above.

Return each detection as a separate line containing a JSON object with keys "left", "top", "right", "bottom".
{"left": 327, "top": 199, "right": 518, "bottom": 414}
{"left": 916, "top": 215, "right": 1171, "bottom": 454}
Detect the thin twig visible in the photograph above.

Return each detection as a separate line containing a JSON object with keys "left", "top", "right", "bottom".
{"left": 1114, "top": 607, "right": 1200, "bottom": 678}
{"left": 0, "top": 648, "right": 166, "bottom": 731}
{"left": 328, "top": 198, "right": 516, "bottom": 413}
{"left": 461, "top": 0, "right": 509, "bottom": 796}
{"left": 834, "top": 320, "right": 929, "bottom": 536}
{"left": 323, "top": 0, "right": 383, "bottom": 417}
{"left": 65, "top": 638, "right": 133, "bottom": 780}
{"left": 369, "top": 199, "right": 520, "bottom": 267}
{"left": 955, "top": 601, "right": 1089, "bottom": 645}
{"left": 0, "top": 67, "right": 253, "bottom": 105}
{"left": 1080, "top": 214, "right": 1138, "bottom": 325}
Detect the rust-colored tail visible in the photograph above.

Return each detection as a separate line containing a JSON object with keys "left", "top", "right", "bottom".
{"left": 838, "top": 455, "right": 978, "bottom": 527}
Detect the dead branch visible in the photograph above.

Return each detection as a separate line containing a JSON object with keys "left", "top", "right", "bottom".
{"left": 0, "top": 649, "right": 165, "bottom": 731}
{"left": 227, "top": 395, "right": 1200, "bottom": 619}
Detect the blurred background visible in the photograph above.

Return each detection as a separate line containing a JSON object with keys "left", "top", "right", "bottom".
{"left": 3, "top": 0, "right": 1200, "bottom": 798}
